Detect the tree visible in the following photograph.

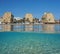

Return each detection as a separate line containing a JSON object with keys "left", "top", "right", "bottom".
{"left": 23, "top": 17, "right": 25, "bottom": 23}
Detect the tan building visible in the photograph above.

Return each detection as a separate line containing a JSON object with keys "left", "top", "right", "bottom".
{"left": 25, "top": 14, "right": 33, "bottom": 22}
{"left": 2, "top": 12, "right": 14, "bottom": 23}
{"left": 42, "top": 12, "right": 55, "bottom": 23}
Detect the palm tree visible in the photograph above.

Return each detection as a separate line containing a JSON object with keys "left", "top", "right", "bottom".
{"left": 33, "top": 18, "right": 39, "bottom": 23}
{"left": 23, "top": 17, "right": 25, "bottom": 23}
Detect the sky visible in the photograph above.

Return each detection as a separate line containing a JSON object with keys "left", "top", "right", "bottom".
{"left": 0, "top": 0, "right": 60, "bottom": 20}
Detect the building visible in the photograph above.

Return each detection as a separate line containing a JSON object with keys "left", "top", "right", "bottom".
{"left": 2, "top": 12, "right": 14, "bottom": 24}
{"left": 25, "top": 14, "right": 33, "bottom": 23}
{"left": 41, "top": 12, "right": 55, "bottom": 23}
{"left": 55, "top": 20, "right": 60, "bottom": 24}
{"left": 13, "top": 17, "right": 22, "bottom": 23}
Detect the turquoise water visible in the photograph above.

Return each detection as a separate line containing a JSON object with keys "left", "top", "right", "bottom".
{"left": 0, "top": 32, "right": 60, "bottom": 54}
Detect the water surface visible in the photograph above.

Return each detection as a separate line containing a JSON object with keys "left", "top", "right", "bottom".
{"left": 0, "top": 24, "right": 60, "bottom": 33}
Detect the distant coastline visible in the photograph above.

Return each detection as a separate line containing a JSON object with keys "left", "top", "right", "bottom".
{"left": 0, "top": 12, "right": 60, "bottom": 25}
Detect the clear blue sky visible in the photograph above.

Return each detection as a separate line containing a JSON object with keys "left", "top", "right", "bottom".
{"left": 0, "top": 0, "right": 60, "bottom": 20}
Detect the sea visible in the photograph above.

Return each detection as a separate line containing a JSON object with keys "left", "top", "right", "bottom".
{"left": 0, "top": 24, "right": 60, "bottom": 54}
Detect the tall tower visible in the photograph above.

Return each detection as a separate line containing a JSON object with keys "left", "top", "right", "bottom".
{"left": 25, "top": 14, "right": 33, "bottom": 22}
{"left": 3, "top": 12, "right": 14, "bottom": 24}
{"left": 42, "top": 12, "right": 55, "bottom": 23}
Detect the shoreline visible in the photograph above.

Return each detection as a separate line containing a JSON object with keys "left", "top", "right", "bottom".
{"left": 0, "top": 23, "right": 60, "bottom": 25}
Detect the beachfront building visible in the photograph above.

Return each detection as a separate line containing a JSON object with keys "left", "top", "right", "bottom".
{"left": 13, "top": 17, "right": 22, "bottom": 23}
{"left": 55, "top": 20, "right": 60, "bottom": 24}
{"left": 25, "top": 14, "right": 33, "bottom": 23}
{"left": 41, "top": 12, "right": 55, "bottom": 23}
{"left": 2, "top": 12, "right": 14, "bottom": 24}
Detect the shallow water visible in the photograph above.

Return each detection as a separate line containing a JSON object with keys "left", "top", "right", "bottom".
{"left": 0, "top": 32, "right": 60, "bottom": 54}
